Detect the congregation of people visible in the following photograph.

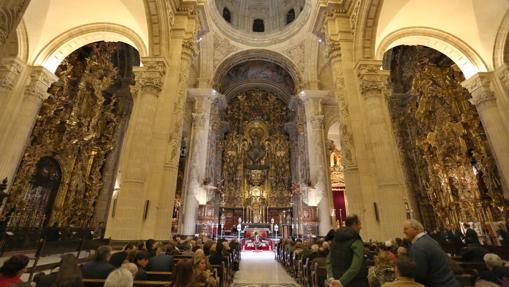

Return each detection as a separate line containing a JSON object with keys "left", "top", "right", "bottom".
{"left": 0, "top": 236, "right": 241, "bottom": 287}
{"left": 277, "top": 215, "right": 509, "bottom": 287}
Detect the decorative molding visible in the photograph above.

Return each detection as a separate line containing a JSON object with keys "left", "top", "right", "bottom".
{"left": 495, "top": 64, "right": 509, "bottom": 95}
{"left": 191, "top": 112, "right": 207, "bottom": 128}
{"left": 0, "top": 57, "right": 25, "bottom": 90}
{"left": 282, "top": 41, "right": 306, "bottom": 75}
{"left": 25, "top": 66, "right": 57, "bottom": 101}
{"left": 212, "top": 33, "right": 239, "bottom": 71}
{"left": 355, "top": 61, "right": 390, "bottom": 97}
{"left": 461, "top": 72, "right": 496, "bottom": 106}
{"left": 131, "top": 57, "right": 167, "bottom": 96}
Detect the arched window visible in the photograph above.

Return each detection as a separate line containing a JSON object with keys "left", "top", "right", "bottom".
{"left": 253, "top": 19, "right": 265, "bottom": 32}
{"left": 286, "top": 9, "right": 295, "bottom": 24}
{"left": 223, "top": 7, "right": 231, "bottom": 23}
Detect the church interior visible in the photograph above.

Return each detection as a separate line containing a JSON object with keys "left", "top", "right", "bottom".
{"left": 0, "top": 0, "right": 509, "bottom": 286}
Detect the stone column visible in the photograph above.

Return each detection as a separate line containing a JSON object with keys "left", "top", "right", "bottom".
{"left": 0, "top": 0, "right": 30, "bottom": 48}
{"left": 494, "top": 64, "right": 509, "bottom": 130}
{"left": 355, "top": 60, "right": 409, "bottom": 239}
{"left": 462, "top": 73, "right": 509, "bottom": 197}
{"left": 300, "top": 90, "right": 332, "bottom": 235}
{"left": 0, "top": 66, "right": 56, "bottom": 186}
{"left": 0, "top": 57, "right": 26, "bottom": 161}
{"left": 106, "top": 57, "right": 166, "bottom": 239}
{"left": 182, "top": 88, "right": 218, "bottom": 235}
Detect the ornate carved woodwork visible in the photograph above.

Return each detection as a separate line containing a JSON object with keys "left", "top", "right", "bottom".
{"left": 221, "top": 89, "right": 292, "bottom": 214}
{"left": 7, "top": 42, "right": 136, "bottom": 228}
{"left": 388, "top": 46, "right": 506, "bottom": 229}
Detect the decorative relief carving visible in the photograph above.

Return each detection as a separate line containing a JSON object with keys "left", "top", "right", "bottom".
{"left": 310, "top": 115, "right": 324, "bottom": 129}
{"left": 356, "top": 62, "right": 390, "bottom": 97}
{"left": 326, "top": 39, "right": 342, "bottom": 61}
{"left": 283, "top": 41, "right": 305, "bottom": 75}
{"left": 192, "top": 112, "right": 207, "bottom": 128}
{"left": 349, "top": 0, "right": 361, "bottom": 29}
{"left": 25, "top": 67, "right": 58, "bottom": 101}
{"left": 0, "top": 0, "right": 30, "bottom": 46}
{"left": 461, "top": 73, "right": 496, "bottom": 107}
{"left": 213, "top": 33, "right": 239, "bottom": 71}
{"left": 0, "top": 58, "right": 24, "bottom": 90}
{"left": 132, "top": 58, "right": 167, "bottom": 96}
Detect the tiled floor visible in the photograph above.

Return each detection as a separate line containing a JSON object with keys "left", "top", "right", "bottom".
{"left": 233, "top": 251, "right": 299, "bottom": 286}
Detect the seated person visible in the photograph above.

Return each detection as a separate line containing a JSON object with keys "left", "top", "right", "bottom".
{"left": 477, "top": 253, "right": 509, "bottom": 286}
{"left": 0, "top": 255, "right": 29, "bottom": 287}
{"left": 81, "top": 246, "right": 115, "bottom": 279}
{"left": 134, "top": 251, "right": 150, "bottom": 280}
{"left": 461, "top": 244, "right": 488, "bottom": 262}
{"left": 193, "top": 254, "right": 217, "bottom": 287}
{"left": 381, "top": 255, "right": 423, "bottom": 287}
{"left": 110, "top": 242, "right": 137, "bottom": 268}
{"left": 148, "top": 243, "right": 174, "bottom": 272}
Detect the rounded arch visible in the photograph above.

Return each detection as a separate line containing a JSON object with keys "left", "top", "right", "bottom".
{"left": 213, "top": 49, "right": 303, "bottom": 93}
{"left": 33, "top": 23, "right": 148, "bottom": 73}
{"left": 376, "top": 27, "right": 488, "bottom": 79}
{"left": 494, "top": 10, "right": 509, "bottom": 68}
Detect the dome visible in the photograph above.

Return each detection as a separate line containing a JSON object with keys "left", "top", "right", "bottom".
{"left": 215, "top": 0, "right": 306, "bottom": 33}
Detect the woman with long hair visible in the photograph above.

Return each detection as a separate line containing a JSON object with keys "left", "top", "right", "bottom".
{"left": 193, "top": 254, "right": 217, "bottom": 287}
{"left": 173, "top": 260, "right": 195, "bottom": 287}
{"left": 52, "top": 254, "right": 82, "bottom": 287}
{"left": 0, "top": 255, "right": 29, "bottom": 287}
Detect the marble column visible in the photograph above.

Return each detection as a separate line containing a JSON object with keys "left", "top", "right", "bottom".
{"left": 462, "top": 73, "right": 509, "bottom": 197}
{"left": 106, "top": 57, "right": 166, "bottom": 239}
{"left": 0, "top": 66, "right": 56, "bottom": 186}
{"left": 355, "top": 60, "right": 409, "bottom": 239}
{"left": 182, "top": 88, "right": 218, "bottom": 235}
{"left": 300, "top": 90, "right": 332, "bottom": 236}
{"left": 0, "top": 0, "right": 30, "bottom": 48}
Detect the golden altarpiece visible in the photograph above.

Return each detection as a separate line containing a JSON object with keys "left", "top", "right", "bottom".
{"left": 220, "top": 89, "right": 293, "bottom": 226}
{"left": 4, "top": 42, "right": 137, "bottom": 232}
{"left": 387, "top": 46, "right": 508, "bottom": 244}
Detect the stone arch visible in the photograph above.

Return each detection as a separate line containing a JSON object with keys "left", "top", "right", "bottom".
{"left": 0, "top": 20, "right": 28, "bottom": 62}
{"left": 494, "top": 10, "right": 509, "bottom": 67}
{"left": 213, "top": 49, "right": 303, "bottom": 94}
{"left": 376, "top": 27, "right": 488, "bottom": 79}
{"left": 33, "top": 23, "right": 148, "bottom": 73}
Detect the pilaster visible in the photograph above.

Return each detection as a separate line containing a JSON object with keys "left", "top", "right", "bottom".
{"left": 182, "top": 88, "right": 218, "bottom": 235}
{"left": 355, "top": 60, "right": 409, "bottom": 240}
{"left": 0, "top": 66, "right": 57, "bottom": 187}
{"left": 106, "top": 57, "right": 167, "bottom": 240}
{"left": 300, "top": 90, "right": 332, "bottom": 235}
{"left": 462, "top": 73, "right": 509, "bottom": 197}
{"left": 0, "top": 0, "right": 30, "bottom": 48}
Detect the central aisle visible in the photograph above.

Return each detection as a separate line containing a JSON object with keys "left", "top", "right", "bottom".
{"left": 233, "top": 251, "right": 299, "bottom": 287}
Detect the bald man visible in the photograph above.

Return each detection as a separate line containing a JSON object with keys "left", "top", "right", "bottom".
{"left": 403, "top": 220, "right": 460, "bottom": 287}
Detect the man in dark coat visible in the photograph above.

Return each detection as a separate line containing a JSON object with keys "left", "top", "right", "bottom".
{"left": 464, "top": 223, "right": 481, "bottom": 245}
{"left": 81, "top": 245, "right": 115, "bottom": 279}
{"left": 148, "top": 244, "right": 174, "bottom": 272}
{"left": 327, "top": 214, "right": 368, "bottom": 287}
{"left": 110, "top": 242, "right": 136, "bottom": 267}
{"left": 403, "top": 219, "right": 461, "bottom": 287}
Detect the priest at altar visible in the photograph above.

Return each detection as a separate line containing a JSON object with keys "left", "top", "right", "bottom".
{"left": 242, "top": 227, "right": 272, "bottom": 251}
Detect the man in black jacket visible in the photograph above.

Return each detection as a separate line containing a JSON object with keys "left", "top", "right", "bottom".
{"left": 464, "top": 223, "right": 481, "bottom": 245}
{"left": 403, "top": 219, "right": 461, "bottom": 287}
{"left": 110, "top": 242, "right": 136, "bottom": 267}
{"left": 327, "top": 214, "right": 368, "bottom": 287}
{"left": 81, "top": 245, "right": 115, "bottom": 279}
{"left": 148, "top": 243, "right": 174, "bottom": 272}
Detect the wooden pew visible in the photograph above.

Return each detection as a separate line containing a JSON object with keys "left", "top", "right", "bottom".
{"left": 83, "top": 278, "right": 172, "bottom": 287}
{"left": 146, "top": 271, "right": 173, "bottom": 281}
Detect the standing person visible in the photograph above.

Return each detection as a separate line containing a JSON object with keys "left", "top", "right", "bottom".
{"left": 0, "top": 255, "right": 29, "bottom": 287}
{"left": 327, "top": 214, "right": 368, "bottom": 287}
{"left": 464, "top": 223, "right": 481, "bottom": 245}
{"left": 403, "top": 219, "right": 461, "bottom": 287}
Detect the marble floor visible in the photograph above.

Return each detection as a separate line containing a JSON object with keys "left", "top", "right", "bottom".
{"left": 233, "top": 251, "right": 300, "bottom": 287}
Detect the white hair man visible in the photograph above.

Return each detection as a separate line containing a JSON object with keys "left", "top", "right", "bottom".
{"left": 402, "top": 219, "right": 461, "bottom": 287}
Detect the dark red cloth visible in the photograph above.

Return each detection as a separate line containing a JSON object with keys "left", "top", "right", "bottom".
{"left": 0, "top": 275, "right": 22, "bottom": 287}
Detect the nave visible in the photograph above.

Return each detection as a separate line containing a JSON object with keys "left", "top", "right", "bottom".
{"left": 233, "top": 251, "right": 298, "bottom": 287}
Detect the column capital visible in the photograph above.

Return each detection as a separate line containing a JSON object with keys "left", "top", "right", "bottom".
{"left": 299, "top": 90, "right": 331, "bottom": 117}
{"left": 309, "top": 115, "right": 325, "bottom": 129}
{"left": 132, "top": 57, "right": 168, "bottom": 96}
{"left": 191, "top": 112, "right": 207, "bottom": 128}
{"left": 187, "top": 88, "right": 226, "bottom": 111}
{"left": 25, "top": 66, "right": 58, "bottom": 101}
{"left": 326, "top": 38, "right": 342, "bottom": 61}
{"left": 461, "top": 72, "right": 496, "bottom": 106}
{"left": 0, "top": 57, "right": 25, "bottom": 90}
{"left": 355, "top": 60, "right": 390, "bottom": 97}
{"left": 495, "top": 64, "right": 509, "bottom": 95}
